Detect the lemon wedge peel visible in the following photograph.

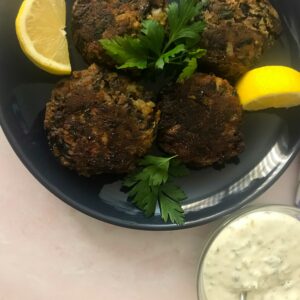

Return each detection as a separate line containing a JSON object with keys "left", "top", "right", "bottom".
{"left": 236, "top": 66, "right": 300, "bottom": 111}
{"left": 16, "top": 0, "right": 71, "bottom": 75}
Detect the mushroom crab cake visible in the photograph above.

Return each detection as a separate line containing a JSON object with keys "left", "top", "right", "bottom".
{"left": 72, "top": 0, "right": 167, "bottom": 65}
{"left": 200, "top": 0, "right": 282, "bottom": 81}
{"left": 44, "top": 64, "right": 160, "bottom": 176}
{"left": 158, "top": 73, "right": 244, "bottom": 167}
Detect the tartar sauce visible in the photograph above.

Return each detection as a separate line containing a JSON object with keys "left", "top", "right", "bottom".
{"left": 201, "top": 211, "right": 300, "bottom": 300}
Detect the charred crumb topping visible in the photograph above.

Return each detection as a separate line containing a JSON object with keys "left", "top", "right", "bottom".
{"left": 147, "top": 7, "right": 168, "bottom": 25}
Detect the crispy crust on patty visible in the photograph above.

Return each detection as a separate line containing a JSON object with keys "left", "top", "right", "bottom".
{"left": 44, "top": 64, "right": 160, "bottom": 176}
{"left": 200, "top": 0, "right": 282, "bottom": 81}
{"left": 158, "top": 73, "right": 244, "bottom": 167}
{"left": 72, "top": 0, "right": 167, "bottom": 65}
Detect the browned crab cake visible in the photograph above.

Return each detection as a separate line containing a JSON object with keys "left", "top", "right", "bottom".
{"left": 158, "top": 73, "right": 244, "bottom": 167}
{"left": 72, "top": 0, "right": 167, "bottom": 65}
{"left": 200, "top": 0, "right": 282, "bottom": 81}
{"left": 44, "top": 64, "right": 160, "bottom": 176}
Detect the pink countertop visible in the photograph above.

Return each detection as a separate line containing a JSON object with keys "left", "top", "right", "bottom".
{"left": 0, "top": 128, "right": 299, "bottom": 300}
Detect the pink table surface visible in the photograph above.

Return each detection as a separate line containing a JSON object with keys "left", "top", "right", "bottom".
{"left": 0, "top": 128, "right": 299, "bottom": 300}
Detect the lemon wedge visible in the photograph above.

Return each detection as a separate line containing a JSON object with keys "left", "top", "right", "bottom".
{"left": 16, "top": 0, "right": 71, "bottom": 75}
{"left": 236, "top": 66, "right": 300, "bottom": 111}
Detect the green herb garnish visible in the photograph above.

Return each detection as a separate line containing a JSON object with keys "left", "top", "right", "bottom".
{"left": 123, "top": 155, "right": 189, "bottom": 225}
{"left": 100, "top": 0, "right": 206, "bottom": 81}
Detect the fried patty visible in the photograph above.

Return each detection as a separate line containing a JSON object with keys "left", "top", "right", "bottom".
{"left": 200, "top": 0, "right": 282, "bottom": 81}
{"left": 72, "top": 0, "right": 167, "bottom": 65}
{"left": 44, "top": 64, "right": 160, "bottom": 176}
{"left": 158, "top": 73, "right": 244, "bottom": 167}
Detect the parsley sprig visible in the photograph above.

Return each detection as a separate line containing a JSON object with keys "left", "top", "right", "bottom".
{"left": 100, "top": 0, "right": 206, "bottom": 81}
{"left": 123, "top": 156, "right": 189, "bottom": 225}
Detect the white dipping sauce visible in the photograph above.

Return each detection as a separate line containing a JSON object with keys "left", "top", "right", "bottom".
{"left": 201, "top": 211, "right": 300, "bottom": 300}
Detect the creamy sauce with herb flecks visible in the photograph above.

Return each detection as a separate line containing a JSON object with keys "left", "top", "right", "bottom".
{"left": 202, "top": 211, "right": 300, "bottom": 300}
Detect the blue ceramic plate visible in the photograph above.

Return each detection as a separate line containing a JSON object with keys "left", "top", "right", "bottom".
{"left": 0, "top": 0, "right": 299, "bottom": 230}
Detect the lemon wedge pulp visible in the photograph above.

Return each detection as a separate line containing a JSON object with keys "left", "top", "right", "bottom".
{"left": 16, "top": 0, "right": 71, "bottom": 75}
{"left": 236, "top": 66, "right": 300, "bottom": 111}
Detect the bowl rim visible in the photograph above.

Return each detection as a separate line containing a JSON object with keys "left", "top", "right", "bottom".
{"left": 1, "top": 0, "right": 300, "bottom": 231}
{"left": 0, "top": 107, "right": 299, "bottom": 231}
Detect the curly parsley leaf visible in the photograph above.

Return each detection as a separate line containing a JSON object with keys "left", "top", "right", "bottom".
{"left": 140, "top": 20, "right": 165, "bottom": 56}
{"left": 178, "top": 57, "right": 198, "bottom": 82}
{"left": 161, "top": 183, "right": 187, "bottom": 203}
{"left": 188, "top": 48, "right": 207, "bottom": 59}
{"left": 167, "top": 0, "right": 204, "bottom": 46}
{"left": 178, "top": 48, "right": 207, "bottom": 82}
{"left": 129, "top": 182, "right": 157, "bottom": 217}
{"left": 159, "top": 187, "right": 186, "bottom": 225}
{"left": 155, "top": 44, "right": 186, "bottom": 69}
{"left": 99, "top": 0, "right": 206, "bottom": 81}
{"left": 123, "top": 155, "right": 189, "bottom": 225}
{"left": 100, "top": 36, "right": 148, "bottom": 69}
